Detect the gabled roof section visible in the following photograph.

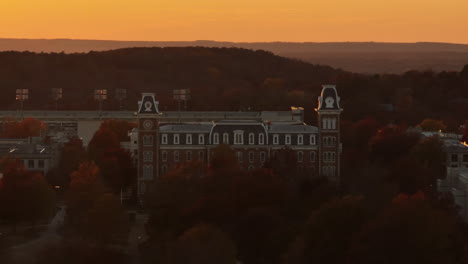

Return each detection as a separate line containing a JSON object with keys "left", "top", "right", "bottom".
{"left": 317, "top": 85, "right": 342, "bottom": 111}
{"left": 137, "top": 93, "right": 161, "bottom": 115}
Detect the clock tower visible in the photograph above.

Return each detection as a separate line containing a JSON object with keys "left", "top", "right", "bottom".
{"left": 316, "top": 85, "right": 343, "bottom": 184}
{"left": 137, "top": 93, "right": 161, "bottom": 199}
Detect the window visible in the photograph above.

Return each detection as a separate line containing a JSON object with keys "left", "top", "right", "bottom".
{"left": 187, "top": 151, "right": 192, "bottom": 161}
{"left": 28, "top": 160, "right": 34, "bottom": 168}
{"left": 297, "top": 151, "right": 304, "bottom": 162}
{"left": 249, "top": 133, "right": 255, "bottom": 145}
{"left": 198, "top": 151, "right": 204, "bottom": 161}
{"left": 451, "top": 154, "right": 458, "bottom": 162}
{"left": 198, "top": 134, "right": 204, "bottom": 145}
{"left": 186, "top": 134, "right": 192, "bottom": 144}
{"left": 260, "top": 151, "right": 266, "bottom": 163}
{"left": 213, "top": 133, "right": 219, "bottom": 144}
{"left": 310, "top": 135, "right": 316, "bottom": 145}
{"left": 162, "top": 151, "right": 167, "bottom": 162}
{"left": 223, "top": 133, "right": 229, "bottom": 144}
{"left": 234, "top": 131, "right": 244, "bottom": 145}
{"left": 463, "top": 154, "right": 468, "bottom": 163}
{"left": 273, "top": 134, "right": 279, "bottom": 145}
{"left": 162, "top": 134, "right": 168, "bottom": 144}
{"left": 310, "top": 151, "right": 315, "bottom": 162}
{"left": 259, "top": 134, "right": 265, "bottom": 145}
{"left": 143, "top": 165, "right": 153, "bottom": 179}
{"left": 143, "top": 135, "right": 153, "bottom": 146}
{"left": 143, "top": 151, "right": 153, "bottom": 162}
{"left": 174, "top": 151, "right": 180, "bottom": 162}
{"left": 332, "top": 118, "right": 337, "bottom": 129}
{"left": 249, "top": 152, "right": 255, "bottom": 163}
{"left": 285, "top": 134, "right": 291, "bottom": 145}
{"left": 161, "top": 165, "right": 167, "bottom": 175}
{"left": 331, "top": 152, "right": 336, "bottom": 162}
{"left": 38, "top": 160, "right": 45, "bottom": 169}
{"left": 298, "top": 134, "right": 303, "bottom": 145}
{"left": 236, "top": 151, "right": 243, "bottom": 162}
{"left": 323, "top": 152, "right": 328, "bottom": 162}
{"left": 174, "top": 134, "right": 180, "bottom": 144}
{"left": 248, "top": 165, "right": 255, "bottom": 171}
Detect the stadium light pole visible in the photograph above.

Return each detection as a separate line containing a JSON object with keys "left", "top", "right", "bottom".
{"left": 173, "top": 89, "right": 191, "bottom": 123}
{"left": 94, "top": 89, "right": 108, "bottom": 118}
{"left": 15, "top": 89, "right": 29, "bottom": 119}
{"left": 115, "top": 88, "right": 127, "bottom": 110}
{"left": 52, "top": 88, "right": 63, "bottom": 111}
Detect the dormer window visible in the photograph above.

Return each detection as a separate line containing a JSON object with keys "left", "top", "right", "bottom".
{"left": 186, "top": 134, "right": 192, "bottom": 145}
{"left": 174, "top": 134, "right": 180, "bottom": 144}
{"left": 285, "top": 134, "right": 291, "bottom": 145}
{"left": 234, "top": 130, "right": 244, "bottom": 145}
{"left": 259, "top": 134, "right": 265, "bottom": 145}
{"left": 310, "top": 135, "right": 316, "bottom": 145}
{"left": 249, "top": 133, "right": 255, "bottom": 145}
{"left": 162, "top": 134, "right": 168, "bottom": 145}
{"left": 213, "top": 133, "right": 219, "bottom": 145}
{"left": 198, "top": 134, "right": 204, "bottom": 144}
{"left": 298, "top": 134, "right": 303, "bottom": 145}
{"left": 273, "top": 134, "right": 279, "bottom": 145}
{"left": 223, "top": 133, "right": 229, "bottom": 144}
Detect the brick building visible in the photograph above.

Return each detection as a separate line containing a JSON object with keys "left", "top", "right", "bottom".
{"left": 132, "top": 85, "right": 343, "bottom": 197}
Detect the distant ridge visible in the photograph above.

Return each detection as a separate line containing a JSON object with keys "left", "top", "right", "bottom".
{"left": 1, "top": 38, "right": 468, "bottom": 73}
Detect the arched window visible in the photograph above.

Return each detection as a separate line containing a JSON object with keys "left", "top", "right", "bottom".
{"left": 223, "top": 133, "right": 229, "bottom": 144}
{"left": 259, "top": 134, "right": 265, "bottom": 145}
{"left": 249, "top": 133, "right": 255, "bottom": 145}
{"left": 298, "top": 134, "right": 303, "bottom": 145}
{"left": 310, "top": 135, "right": 316, "bottom": 145}
{"left": 297, "top": 151, "right": 304, "bottom": 162}
{"left": 143, "top": 165, "right": 153, "bottom": 179}
{"left": 213, "top": 133, "right": 219, "bottom": 144}
{"left": 310, "top": 151, "right": 315, "bottom": 162}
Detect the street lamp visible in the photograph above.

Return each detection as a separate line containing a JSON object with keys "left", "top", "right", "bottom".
{"left": 51, "top": 88, "right": 63, "bottom": 110}
{"left": 16, "top": 89, "right": 29, "bottom": 118}
{"left": 173, "top": 89, "right": 191, "bottom": 123}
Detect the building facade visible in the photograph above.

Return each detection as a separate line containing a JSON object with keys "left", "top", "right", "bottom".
{"left": 132, "top": 85, "right": 343, "bottom": 197}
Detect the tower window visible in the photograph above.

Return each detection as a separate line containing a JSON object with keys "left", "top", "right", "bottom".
{"left": 143, "top": 135, "right": 153, "bottom": 146}
{"left": 143, "top": 151, "right": 153, "bottom": 162}
{"left": 143, "top": 165, "right": 153, "bottom": 179}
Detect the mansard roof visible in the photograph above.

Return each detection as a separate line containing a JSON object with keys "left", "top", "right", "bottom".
{"left": 159, "top": 123, "right": 212, "bottom": 133}
{"left": 268, "top": 124, "right": 318, "bottom": 133}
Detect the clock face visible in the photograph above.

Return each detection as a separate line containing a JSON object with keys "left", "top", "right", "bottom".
{"left": 143, "top": 120, "right": 154, "bottom": 130}
{"left": 325, "top": 97, "right": 335, "bottom": 108}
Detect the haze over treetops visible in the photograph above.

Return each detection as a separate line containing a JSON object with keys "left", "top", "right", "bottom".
{"left": 2, "top": 0, "right": 468, "bottom": 43}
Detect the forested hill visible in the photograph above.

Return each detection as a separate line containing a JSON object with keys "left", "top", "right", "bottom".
{"left": 1, "top": 47, "right": 468, "bottom": 127}
{"left": 2, "top": 38, "right": 468, "bottom": 73}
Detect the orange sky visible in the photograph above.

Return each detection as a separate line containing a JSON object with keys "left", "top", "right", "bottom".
{"left": 1, "top": 0, "right": 468, "bottom": 43}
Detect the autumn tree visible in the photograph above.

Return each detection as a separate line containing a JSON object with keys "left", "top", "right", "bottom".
{"left": 348, "top": 192, "right": 463, "bottom": 264}
{"left": 0, "top": 158, "right": 55, "bottom": 230}
{"left": 418, "top": 118, "right": 447, "bottom": 132}
{"left": 285, "top": 196, "right": 367, "bottom": 264}
{"left": 0, "top": 117, "right": 47, "bottom": 138}
{"left": 170, "top": 223, "right": 237, "bottom": 264}
{"left": 66, "top": 161, "right": 129, "bottom": 244}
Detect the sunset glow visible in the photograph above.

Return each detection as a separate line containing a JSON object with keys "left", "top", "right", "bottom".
{"left": 1, "top": 0, "right": 468, "bottom": 43}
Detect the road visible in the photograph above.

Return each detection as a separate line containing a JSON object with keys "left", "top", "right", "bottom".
{"left": 0, "top": 206, "right": 65, "bottom": 264}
